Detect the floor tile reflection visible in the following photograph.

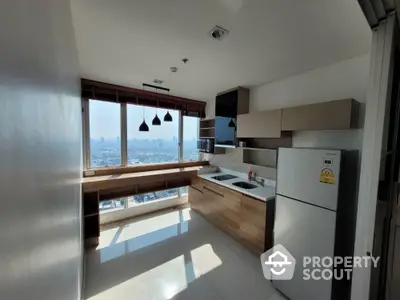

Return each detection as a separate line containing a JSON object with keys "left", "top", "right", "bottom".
{"left": 84, "top": 207, "right": 277, "bottom": 300}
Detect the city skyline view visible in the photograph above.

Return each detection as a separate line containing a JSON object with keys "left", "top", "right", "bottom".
{"left": 89, "top": 99, "right": 200, "bottom": 168}
{"left": 89, "top": 100, "right": 198, "bottom": 140}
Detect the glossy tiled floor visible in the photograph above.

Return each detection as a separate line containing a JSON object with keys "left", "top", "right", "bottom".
{"left": 84, "top": 207, "right": 286, "bottom": 300}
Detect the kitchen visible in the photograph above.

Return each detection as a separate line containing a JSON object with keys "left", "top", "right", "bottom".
{"left": 79, "top": 57, "right": 369, "bottom": 299}
{"left": 191, "top": 77, "right": 362, "bottom": 299}
{"left": 76, "top": 23, "right": 375, "bottom": 300}
{"left": 7, "top": 0, "right": 400, "bottom": 299}
{"left": 76, "top": 0, "right": 376, "bottom": 297}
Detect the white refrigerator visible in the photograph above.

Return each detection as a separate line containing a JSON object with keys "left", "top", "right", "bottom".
{"left": 273, "top": 148, "right": 359, "bottom": 300}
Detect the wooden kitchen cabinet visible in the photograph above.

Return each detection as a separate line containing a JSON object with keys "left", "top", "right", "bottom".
{"left": 240, "top": 194, "right": 267, "bottom": 253}
{"left": 237, "top": 109, "right": 282, "bottom": 138}
{"left": 190, "top": 177, "right": 204, "bottom": 192}
{"left": 202, "top": 187, "right": 240, "bottom": 236}
{"left": 188, "top": 186, "right": 204, "bottom": 214}
{"left": 281, "top": 98, "right": 360, "bottom": 131}
{"left": 188, "top": 177, "right": 267, "bottom": 254}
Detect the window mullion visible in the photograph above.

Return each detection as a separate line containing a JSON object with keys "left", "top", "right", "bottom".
{"left": 82, "top": 98, "right": 91, "bottom": 170}
{"left": 178, "top": 110, "right": 183, "bottom": 162}
{"left": 121, "top": 103, "right": 128, "bottom": 167}
{"left": 197, "top": 117, "right": 200, "bottom": 161}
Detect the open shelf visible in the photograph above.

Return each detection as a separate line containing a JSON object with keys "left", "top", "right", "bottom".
{"left": 237, "top": 137, "right": 292, "bottom": 150}
{"left": 200, "top": 127, "right": 215, "bottom": 138}
{"left": 200, "top": 119, "right": 215, "bottom": 129}
{"left": 199, "top": 148, "right": 225, "bottom": 154}
{"left": 198, "top": 118, "right": 224, "bottom": 154}
{"left": 239, "top": 147, "right": 275, "bottom": 151}
{"left": 84, "top": 214, "right": 100, "bottom": 239}
{"left": 243, "top": 148, "right": 277, "bottom": 168}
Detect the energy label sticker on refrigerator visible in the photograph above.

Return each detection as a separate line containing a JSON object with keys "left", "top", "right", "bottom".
{"left": 320, "top": 168, "right": 335, "bottom": 184}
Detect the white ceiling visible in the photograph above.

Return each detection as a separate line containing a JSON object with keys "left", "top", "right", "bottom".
{"left": 70, "top": 0, "right": 371, "bottom": 102}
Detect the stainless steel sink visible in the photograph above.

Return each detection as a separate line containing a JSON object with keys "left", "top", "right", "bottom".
{"left": 232, "top": 181, "right": 258, "bottom": 189}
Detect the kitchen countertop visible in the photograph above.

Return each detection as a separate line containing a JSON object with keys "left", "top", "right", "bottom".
{"left": 198, "top": 170, "right": 276, "bottom": 202}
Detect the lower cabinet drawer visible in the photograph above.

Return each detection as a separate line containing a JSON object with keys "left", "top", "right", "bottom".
{"left": 203, "top": 180, "right": 227, "bottom": 196}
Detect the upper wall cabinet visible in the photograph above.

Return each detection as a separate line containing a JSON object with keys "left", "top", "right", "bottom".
{"left": 237, "top": 109, "right": 282, "bottom": 138}
{"left": 281, "top": 99, "right": 360, "bottom": 131}
{"left": 215, "top": 87, "right": 249, "bottom": 147}
{"left": 215, "top": 87, "right": 250, "bottom": 117}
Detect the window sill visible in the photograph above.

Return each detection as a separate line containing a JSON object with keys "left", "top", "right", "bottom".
{"left": 83, "top": 160, "right": 208, "bottom": 177}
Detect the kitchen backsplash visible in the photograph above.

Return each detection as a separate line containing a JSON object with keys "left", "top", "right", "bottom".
{"left": 202, "top": 147, "right": 277, "bottom": 180}
{"left": 202, "top": 128, "right": 364, "bottom": 181}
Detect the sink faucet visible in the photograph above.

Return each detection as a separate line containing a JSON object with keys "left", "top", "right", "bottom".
{"left": 250, "top": 173, "right": 265, "bottom": 187}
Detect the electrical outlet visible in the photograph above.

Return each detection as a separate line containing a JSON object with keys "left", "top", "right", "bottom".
{"left": 84, "top": 170, "right": 95, "bottom": 176}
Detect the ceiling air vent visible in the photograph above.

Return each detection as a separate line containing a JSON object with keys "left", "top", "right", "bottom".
{"left": 209, "top": 25, "right": 229, "bottom": 41}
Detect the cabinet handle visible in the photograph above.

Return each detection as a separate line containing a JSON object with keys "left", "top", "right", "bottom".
{"left": 203, "top": 186, "right": 224, "bottom": 197}
{"left": 190, "top": 186, "right": 203, "bottom": 194}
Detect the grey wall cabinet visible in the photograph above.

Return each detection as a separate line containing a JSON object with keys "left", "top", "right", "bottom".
{"left": 281, "top": 98, "right": 360, "bottom": 131}
{"left": 237, "top": 109, "right": 282, "bottom": 138}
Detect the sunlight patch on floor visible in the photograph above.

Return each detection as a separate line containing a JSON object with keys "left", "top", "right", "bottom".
{"left": 116, "top": 210, "right": 182, "bottom": 244}
{"left": 190, "top": 244, "right": 223, "bottom": 275}
{"left": 95, "top": 209, "right": 196, "bottom": 263}
{"left": 85, "top": 209, "right": 279, "bottom": 300}
{"left": 88, "top": 254, "right": 199, "bottom": 300}
{"left": 96, "top": 227, "right": 121, "bottom": 250}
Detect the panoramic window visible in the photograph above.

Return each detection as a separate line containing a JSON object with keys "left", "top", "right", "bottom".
{"left": 99, "top": 198, "right": 126, "bottom": 214}
{"left": 179, "top": 186, "right": 189, "bottom": 196}
{"left": 89, "top": 100, "right": 121, "bottom": 167}
{"left": 183, "top": 116, "right": 199, "bottom": 161}
{"left": 127, "top": 188, "right": 179, "bottom": 207}
{"left": 85, "top": 100, "right": 201, "bottom": 169}
{"left": 127, "top": 105, "right": 179, "bottom": 165}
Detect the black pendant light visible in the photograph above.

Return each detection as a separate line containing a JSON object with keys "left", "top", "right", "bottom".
{"left": 228, "top": 118, "right": 235, "bottom": 128}
{"left": 164, "top": 111, "right": 173, "bottom": 122}
{"left": 139, "top": 120, "right": 149, "bottom": 131}
{"left": 139, "top": 107, "right": 149, "bottom": 132}
{"left": 151, "top": 95, "right": 162, "bottom": 126}
{"left": 152, "top": 113, "right": 161, "bottom": 125}
{"left": 164, "top": 89, "right": 173, "bottom": 122}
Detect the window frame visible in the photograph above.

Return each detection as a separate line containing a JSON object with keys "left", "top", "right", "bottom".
{"left": 182, "top": 115, "right": 201, "bottom": 162}
{"left": 82, "top": 98, "right": 198, "bottom": 170}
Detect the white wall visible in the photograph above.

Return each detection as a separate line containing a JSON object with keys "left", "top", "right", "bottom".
{"left": 207, "top": 55, "right": 370, "bottom": 178}
{"left": 250, "top": 55, "right": 369, "bottom": 111}
{"left": 252, "top": 55, "right": 369, "bottom": 151}
{"left": 0, "top": 1, "right": 82, "bottom": 300}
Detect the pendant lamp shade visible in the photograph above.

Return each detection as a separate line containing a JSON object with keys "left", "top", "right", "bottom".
{"left": 164, "top": 111, "right": 173, "bottom": 122}
{"left": 139, "top": 106, "right": 149, "bottom": 131}
{"left": 152, "top": 114, "right": 161, "bottom": 125}
{"left": 139, "top": 120, "right": 149, "bottom": 132}
{"left": 228, "top": 118, "right": 235, "bottom": 128}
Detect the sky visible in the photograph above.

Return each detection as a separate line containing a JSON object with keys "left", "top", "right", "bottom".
{"left": 89, "top": 100, "right": 199, "bottom": 140}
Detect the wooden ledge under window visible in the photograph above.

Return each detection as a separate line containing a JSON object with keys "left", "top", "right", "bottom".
{"left": 83, "top": 161, "right": 208, "bottom": 177}
{"left": 82, "top": 161, "right": 209, "bottom": 201}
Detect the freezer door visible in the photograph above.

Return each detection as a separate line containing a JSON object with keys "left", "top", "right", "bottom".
{"left": 273, "top": 195, "right": 336, "bottom": 300}
{"left": 277, "top": 148, "right": 341, "bottom": 211}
